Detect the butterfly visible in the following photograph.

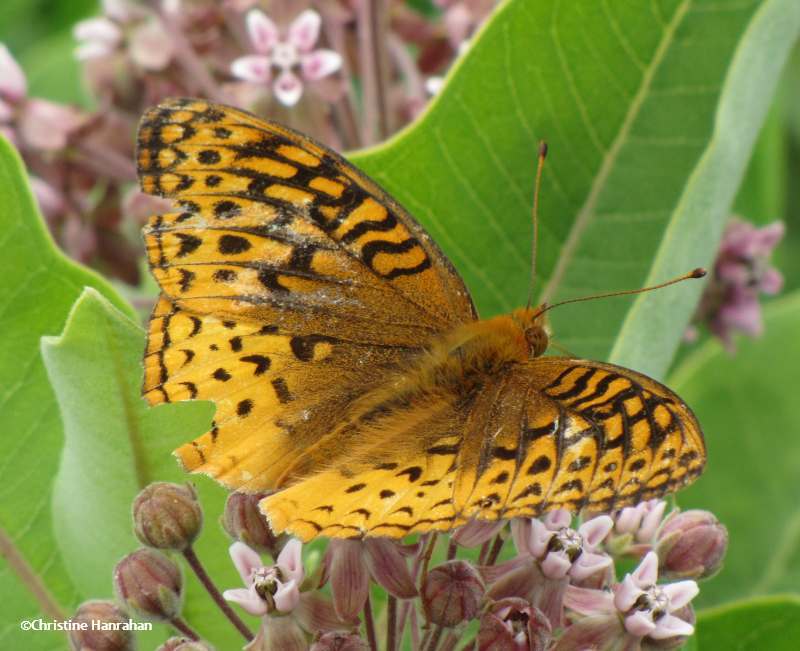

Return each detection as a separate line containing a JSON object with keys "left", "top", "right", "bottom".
{"left": 138, "top": 98, "right": 706, "bottom": 542}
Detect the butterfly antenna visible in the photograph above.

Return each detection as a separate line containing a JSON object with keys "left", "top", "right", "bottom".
{"left": 536, "top": 268, "right": 707, "bottom": 317}
{"left": 526, "top": 141, "right": 548, "bottom": 310}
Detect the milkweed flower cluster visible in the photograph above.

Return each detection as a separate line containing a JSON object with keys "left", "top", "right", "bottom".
{"left": 0, "top": 0, "right": 499, "bottom": 292}
{"left": 689, "top": 217, "right": 785, "bottom": 350}
{"left": 67, "top": 483, "right": 727, "bottom": 651}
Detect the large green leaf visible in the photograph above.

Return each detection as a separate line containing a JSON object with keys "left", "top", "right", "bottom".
{"left": 0, "top": 137, "right": 134, "bottom": 649}
{"left": 353, "top": 0, "right": 800, "bottom": 379}
{"left": 696, "top": 596, "right": 800, "bottom": 649}
{"left": 41, "top": 290, "right": 247, "bottom": 649}
{"left": 670, "top": 292, "right": 800, "bottom": 607}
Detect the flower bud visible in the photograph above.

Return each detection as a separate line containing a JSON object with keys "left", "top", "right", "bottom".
{"left": 421, "top": 560, "right": 485, "bottom": 627}
{"left": 223, "top": 491, "right": 283, "bottom": 554}
{"left": 133, "top": 482, "right": 203, "bottom": 551}
{"left": 657, "top": 510, "right": 728, "bottom": 580}
{"left": 157, "top": 638, "right": 215, "bottom": 651}
{"left": 477, "top": 597, "right": 551, "bottom": 651}
{"left": 68, "top": 600, "right": 135, "bottom": 651}
{"left": 311, "top": 631, "right": 370, "bottom": 651}
{"left": 114, "top": 548, "right": 183, "bottom": 620}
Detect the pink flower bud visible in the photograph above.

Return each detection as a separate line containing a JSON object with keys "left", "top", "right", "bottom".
{"left": 477, "top": 597, "right": 551, "bottom": 651}
{"left": 129, "top": 19, "right": 174, "bottom": 71}
{"left": 68, "top": 600, "right": 135, "bottom": 651}
{"left": 133, "top": 482, "right": 203, "bottom": 551}
{"left": 657, "top": 510, "right": 728, "bottom": 580}
{"left": 0, "top": 44, "right": 27, "bottom": 102}
{"left": 114, "top": 548, "right": 183, "bottom": 620}
{"left": 310, "top": 631, "right": 369, "bottom": 651}
{"left": 422, "top": 560, "right": 485, "bottom": 627}
{"left": 222, "top": 491, "right": 283, "bottom": 554}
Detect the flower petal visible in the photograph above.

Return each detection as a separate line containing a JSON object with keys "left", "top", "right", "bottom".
{"left": 663, "top": 580, "right": 699, "bottom": 611}
{"left": 273, "top": 70, "right": 303, "bottom": 106}
{"left": 364, "top": 538, "right": 417, "bottom": 598}
{"left": 624, "top": 610, "right": 656, "bottom": 637}
{"left": 223, "top": 586, "right": 267, "bottom": 616}
{"left": 231, "top": 55, "right": 272, "bottom": 83}
{"left": 615, "top": 503, "right": 645, "bottom": 535}
{"left": 273, "top": 578, "right": 301, "bottom": 613}
{"left": 543, "top": 509, "right": 571, "bottom": 530}
{"left": 613, "top": 575, "right": 643, "bottom": 612}
{"left": 454, "top": 519, "right": 506, "bottom": 548}
{"left": 327, "top": 539, "right": 369, "bottom": 621}
{"left": 638, "top": 500, "right": 666, "bottom": 542}
{"left": 73, "top": 17, "right": 122, "bottom": 47}
{"left": 301, "top": 49, "right": 341, "bottom": 81}
{"left": 759, "top": 267, "right": 784, "bottom": 295}
{"left": 229, "top": 540, "right": 263, "bottom": 584}
{"left": 246, "top": 9, "right": 279, "bottom": 54}
{"left": 540, "top": 551, "right": 571, "bottom": 580}
{"left": 296, "top": 591, "right": 357, "bottom": 633}
{"left": 19, "top": 99, "right": 85, "bottom": 151}
{"left": 632, "top": 551, "right": 659, "bottom": 587}
{"left": 129, "top": 20, "right": 174, "bottom": 70}
{"left": 563, "top": 585, "right": 615, "bottom": 617}
{"left": 288, "top": 9, "right": 321, "bottom": 52}
{"left": 0, "top": 44, "right": 27, "bottom": 101}
{"left": 650, "top": 613, "right": 695, "bottom": 640}
{"left": 578, "top": 515, "right": 613, "bottom": 550}
{"left": 277, "top": 538, "right": 305, "bottom": 584}
{"left": 569, "top": 551, "right": 612, "bottom": 582}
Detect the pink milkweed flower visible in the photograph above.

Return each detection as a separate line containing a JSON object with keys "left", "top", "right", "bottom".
{"left": 561, "top": 551, "right": 698, "bottom": 649}
{"left": 230, "top": 8, "right": 342, "bottom": 106}
{"left": 224, "top": 539, "right": 304, "bottom": 616}
{"left": 487, "top": 511, "right": 613, "bottom": 627}
{"left": 73, "top": 17, "right": 123, "bottom": 60}
{"left": 512, "top": 510, "right": 614, "bottom": 582}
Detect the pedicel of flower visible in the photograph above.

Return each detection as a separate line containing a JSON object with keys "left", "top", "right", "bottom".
{"left": 68, "top": 600, "right": 135, "bottom": 651}
{"left": 656, "top": 510, "right": 728, "bottom": 580}
{"left": 133, "top": 481, "right": 203, "bottom": 551}
{"left": 157, "top": 637, "right": 215, "bottom": 651}
{"left": 113, "top": 548, "right": 184, "bottom": 621}
{"left": 421, "top": 559, "right": 485, "bottom": 627}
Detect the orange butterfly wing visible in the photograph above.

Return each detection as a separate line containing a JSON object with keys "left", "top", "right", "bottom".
{"left": 137, "top": 99, "right": 475, "bottom": 490}
{"left": 262, "top": 358, "right": 705, "bottom": 541}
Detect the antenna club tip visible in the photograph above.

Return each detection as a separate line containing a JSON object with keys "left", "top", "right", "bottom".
{"left": 538, "top": 141, "right": 548, "bottom": 158}
{"left": 690, "top": 267, "right": 707, "bottom": 279}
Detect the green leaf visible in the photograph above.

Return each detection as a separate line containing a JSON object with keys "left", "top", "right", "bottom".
{"left": 0, "top": 136, "right": 133, "bottom": 649}
{"left": 669, "top": 292, "right": 800, "bottom": 607}
{"left": 352, "top": 0, "right": 800, "bottom": 379}
{"left": 41, "top": 289, "right": 248, "bottom": 649}
{"left": 696, "top": 595, "right": 800, "bottom": 649}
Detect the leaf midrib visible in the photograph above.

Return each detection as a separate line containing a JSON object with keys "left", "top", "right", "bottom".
{"left": 540, "top": 0, "right": 693, "bottom": 303}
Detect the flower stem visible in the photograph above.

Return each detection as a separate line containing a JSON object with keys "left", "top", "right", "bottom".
{"left": 486, "top": 532, "right": 506, "bottom": 566}
{"left": 170, "top": 616, "right": 200, "bottom": 640}
{"left": 182, "top": 546, "right": 254, "bottom": 641}
{"left": 356, "top": 0, "right": 390, "bottom": 143}
{"left": 363, "top": 593, "right": 378, "bottom": 651}
{"left": 446, "top": 540, "right": 458, "bottom": 561}
{"left": 387, "top": 594, "right": 398, "bottom": 651}
{"left": 423, "top": 624, "right": 444, "bottom": 651}
{"left": 477, "top": 539, "right": 491, "bottom": 565}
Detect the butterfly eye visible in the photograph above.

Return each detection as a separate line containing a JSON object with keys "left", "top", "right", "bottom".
{"left": 525, "top": 326, "right": 549, "bottom": 357}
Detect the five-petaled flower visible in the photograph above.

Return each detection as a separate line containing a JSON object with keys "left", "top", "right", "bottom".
{"left": 230, "top": 9, "right": 342, "bottom": 106}
{"left": 223, "top": 539, "right": 304, "bottom": 616}
{"left": 562, "top": 551, "right": 698, "bottom": 648}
